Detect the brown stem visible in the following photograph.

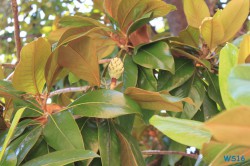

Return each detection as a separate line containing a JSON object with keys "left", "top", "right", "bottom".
{"left": 1, "top": 63, "right": 16, "bottom": 69}
{"left": 99, "top": 59, "right": 111, "bottom": 64}
{"left": 141, "top": 150, "right": 198, "bottom": 159}
{"left": 110, "top": 78, "right": 117, "bottom": 90}
{"left": 11, "top": 0, "right": 22, "bottom": 65}
{"left": 48, "top": 86, "right": 90, "bottom": 98}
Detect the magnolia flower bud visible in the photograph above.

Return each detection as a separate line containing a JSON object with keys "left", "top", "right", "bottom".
{"left": 108, "top": 57, "right": 124, "bottom": 79}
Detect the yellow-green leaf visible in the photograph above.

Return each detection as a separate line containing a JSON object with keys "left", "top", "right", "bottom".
{"left": 238, "top": 34, "right": 250, "bottom": 64}
{"left": 205, "top": 106, "right": 250, "bottom": 146}
{"left": 200, "top": 17, "right": 224, "bottom": 51}
{"left": 215, "top": 0, "right": 249, "bottom": 43}
{"left": 202, "top": 141, "right": 250, "bottom": 166}
{"left": 58, "top": 36, "right": 100, "bottom": 86}
{"left": 183, "top": 0, "right": 210, "bottom": 28}
{"left": 124, "top": 87, "right": 193, "bottom": 112}
{"left": 13, "top": 38, "right": 51, "bottom": 94}
{"left": 0, "top": 65, "right": 4, "bottom": 79}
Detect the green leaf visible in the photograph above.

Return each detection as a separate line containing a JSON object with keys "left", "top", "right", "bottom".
{"left": 127, "top": 12, "right": 152, "bottom": 35}
{"left": 68, "top": 72, "right": 80, "bottom": 85}
{"left": 124, "top": 87, "right": 193, "bottom": 112}
{"left": 202, "top": 141, "right": 250, "bottom": 166}
{"left": 0, "top": 107, "right": 26, "bottom": 161}
{"left": 150, "top": 115, "right": 211, "bottom": 149}
{"left": 138, "top": 67, "right": 157, "bottom": 91}
{"left": 200, "top": 17, "right": 224, "bottom": 51}
{"left": 183, "top": 0, "right": 210, "bottom": 28}
{"left": 13, "top": 38, "right": 51, "bottom": 94}
{"left": 58, "top": 36, "right": 100, "bottom": 86}
{"left": 202, "top": 93, "right": 220, "bottom": 121}
{"left": 43, "top": 111, "right": 84, "bottom": 150}
{"left": 158, "top": 59, "right": 195, "bottom": 91}
{"left": 59, "top": 16, "right": 105, "bottom": 28}
{"left": 114, "top": 124, "right": 146, "bottom": 166}
{"left": 133, "top": 41, "right": 175, "bottom": 73}
{"left": 205, "top": 106, "right": 250, "bottom": 146}
{"left": 8, "top": 126, "right": 42, "bottom": 165}
{"left": 98, "top": 121, "right": 121, "bottom": 166}
{"left": 25, "top": 139, "right": 50, "bottom": 161}
{"left": 219, "top": 43, "right": 239, "bottom": 109}
{"left": 204, "top": 70, "right": 225, "bottom": 109}
{"left": 69, "top": 89, "right": 141, "bottom": 118}
{"left": 0, "top": 80, "right": 24, "bottom": 99}
{"left": 228, "top": 64, "right": 250, "bottom": 106}
{"left": 0, "top": 149, "right": 17, "bottom": 166}
{"left": 179, "top": 26, "right": 199, "bottom": 48}
{"left": 22, "top": 149, "right": 99, "bottom": 166}
{"left": 122, "top": 55, "right": 138, "bottom": 91}
{"left": 215, "top": 0, "right": 249, "bottom": 43}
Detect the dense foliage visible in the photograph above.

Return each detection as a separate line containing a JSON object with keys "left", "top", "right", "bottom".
{"left": 0, "top": 0, "right": 250, "bottom": 165}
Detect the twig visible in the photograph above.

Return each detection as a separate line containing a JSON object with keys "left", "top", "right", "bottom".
{"left": 1, "top": 63, "right": 16, "bottom": 69}
{"left": 99, "top": 59, "right": 111, "bottom": 64}
{"left": 11, "top": 0, "right": 22, "bottom": 65}
{"left": 48, "top": 86, "right": 90, "bottom": 98}
{"left": 141, "top": 150, "right": 198, "bottom": 159}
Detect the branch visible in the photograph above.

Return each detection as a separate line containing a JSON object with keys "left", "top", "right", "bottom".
{"left": 141, "top": 150, "right": 198, "bottom": 159}
{"left": 49, "top": 86, "right": 90, "bottom": 98}
{"left": 1, "top": 63, "right": 16, "bottom": 69}
{"left": 99, "top": 59, "right": 111, "bottom": 64}
{"left": 11, "top": 0, "right": 22, "bottom": 65}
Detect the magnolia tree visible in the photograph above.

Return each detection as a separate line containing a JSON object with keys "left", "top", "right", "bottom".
{"left": 0, "top": 0, "right": 250, "bottom": 165}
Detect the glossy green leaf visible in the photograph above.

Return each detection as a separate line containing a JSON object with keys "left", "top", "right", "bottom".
{"left": 219, "top": 43, "right": 239, "bottom": 109}
{"left": 98, "top": 121, "right": 120, "bottom": 166}
{"left": 59, "top": 15, "right": 105, "bottom": 28}
{"left": 0, "top": 107, "right": 26, "bottom": 161}
{"left": 22, "top": 149, "right": 99, "bottom": 166}
{"left": 215, "top": 0, "right": 249, "bottom": 43}
{"left": 150, "top": 115, "right": 211, "bottom": 149}
{"left": 13, "top": 38, "right": 51, "bottom": 94}
{"left": 114, "top": 124, "right": 146, "bottom": 166}
{"left": 127, "top": 12, "right": 152, "bottom": 35}
{"left": 25, "top": 139, "right": 50, "bottom": 162}
{"left": 179, "top": 26, "right": 199, "bottom": 48}
{"left": 133, "top": 41, "right": 175, "bottom": 73}
{"left": 125, "top": 87, "right": 193, "bottom": 112}
{"left": 202, "top": 141, "right": 250, "bottom": 166}
{"left": 122, "top": 55, "right": 138, "bottom": 91}
{"left": 8, "top": 126, "right": 42, "bottom": 165}
{"left": 228, "top": 64, "right": 250, "bottom": 106}
{"left": 158, "top": 59, "right": 195, "bottom": 91}
{"left": 204, "top": 70, "right": 225, "bottom": 109}
{"left": 69, "top": 89, "right": 141, "bottom": 118}
{"left": 138, "top": 67, "right": 157, "bottom": 91}
{"left": 0, "top": 149, "right": 17, "bottom": 166}
{"left": 58, "top": 36, "right": 100, "bottom": 86}
{"left": 202, "top": 93, "right": 220, "bottom": 121}
{"left": 43, "top": 111, "right": 84, "bottom": 150}
{"left": 205, "top": 106, "right": 250, "bottom": 146}
{"left": 183, "top": 0, "right": 210, "bottom": 28}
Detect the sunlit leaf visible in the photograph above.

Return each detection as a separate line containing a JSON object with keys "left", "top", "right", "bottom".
{"left": 183, "top": 0, "right": 210, "bottom": 28}
{"left": 202, "top": 141, "right": 250, "bottom": 166}
{"left": 200, "top": 17, "right": 224, "bottom": 51}
{"left": 69, "top": 89, "right": 141, "bottom": 118}
{"left": 22, "top": 149, "right": 99, "bottom": 166}
{"left": 13, "top": 38, "right": 51, "bottom": 94}
{"left": 59, "top": 16, "right": 105, "bottom": 28}
{"left": 215, "top": 0, "right": 249, "bottom": 43}
{"left": 124, "top": 87, "right": 193, "bottom": 112}
{"left": 228, "top": 64, "right": 250, "bottom": 106}
{"left": 238, "top": 34, "right": 250, "bottom": 64}
{"left": 219, "top": 43, "right": 239, "bottom": 109}
{"left": 179, "top": 26, "right": 199, "bottom": 48}
{"left": 205, "top": 106, "right": 250, "bottom": 146}
{"left": 150, "top": 115, "right": 211, "bottom": 149}
{"left": 58, "top": 36, "right": 100, "bottom": 86}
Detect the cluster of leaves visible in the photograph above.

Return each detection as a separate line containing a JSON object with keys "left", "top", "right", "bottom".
{"left": 0, "top": 0, "right": 250, "bottom": 165}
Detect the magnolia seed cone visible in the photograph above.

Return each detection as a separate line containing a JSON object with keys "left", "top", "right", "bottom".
{"left": 108, "top": 57, "right": 124, "bottom": 79}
